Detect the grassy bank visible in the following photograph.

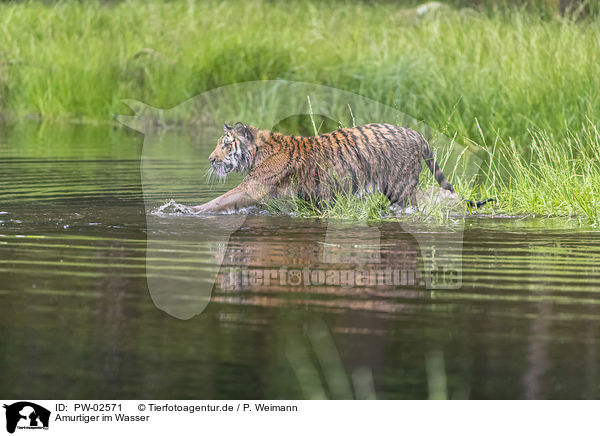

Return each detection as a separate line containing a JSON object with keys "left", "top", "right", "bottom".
{"left": 0, "top": 0, "right": 598, "bottom": 223}
{"left": 479, "top": 126, "right": 600, "bottom": 223}
{"left": 1, "top": 1, "right": 598, "bottom": 145}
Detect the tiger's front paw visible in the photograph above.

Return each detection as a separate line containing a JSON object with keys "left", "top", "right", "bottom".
{"left": 191, "top": 204, "right": 210, "bottom": 213}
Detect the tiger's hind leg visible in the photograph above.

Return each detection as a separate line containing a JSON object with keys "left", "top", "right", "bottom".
{"left": 387, "top": 178, "right": 419, "bottom": 214}
{"left": 405, "top": 192, "right": 418, "bottom": 214}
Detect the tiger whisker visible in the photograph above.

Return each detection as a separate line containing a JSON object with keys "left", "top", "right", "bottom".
{"left": 205, "top": 166, "right": 217, "bottom": 186}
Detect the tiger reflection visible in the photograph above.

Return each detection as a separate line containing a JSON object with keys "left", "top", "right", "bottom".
{"left": 213, "top": 216, "right": 426, "bottom": 312}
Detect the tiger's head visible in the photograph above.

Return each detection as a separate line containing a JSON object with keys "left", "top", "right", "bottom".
{"left": 208, "top": 122, "right": 254, "bottom": 179}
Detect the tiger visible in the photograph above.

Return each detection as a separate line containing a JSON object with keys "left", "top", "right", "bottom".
{"left": 192, "top": 122, "right": 493, "bottom": 213}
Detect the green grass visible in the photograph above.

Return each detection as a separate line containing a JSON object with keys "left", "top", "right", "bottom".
{"left": 478, "top": 123, "right": 600, "bottom": 223}
{"left": 1, "top": 0, "right": 598, "bottom": 146}
{"left": 0, "top": 0, "right": 599, "bottom": 223}
{"left": 264, "top": 191, "right": 393, "bottom": 221}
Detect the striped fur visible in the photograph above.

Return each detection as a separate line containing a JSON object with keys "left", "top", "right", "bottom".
{"left": 194, "top": 122, "right": 490, "bottom": 213}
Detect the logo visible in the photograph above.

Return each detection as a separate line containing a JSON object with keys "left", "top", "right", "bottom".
{"left": 3, "top": 402, "right": 50, "bottom": 434}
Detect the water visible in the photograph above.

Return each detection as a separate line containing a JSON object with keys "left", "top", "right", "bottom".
{"left": 1, "top": 123, "right": 599, "bottom": 399}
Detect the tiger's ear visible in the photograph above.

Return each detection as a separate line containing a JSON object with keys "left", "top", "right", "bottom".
{"left": 233, "top": 122, "right": 252, "bottom": 140}
{"left": 223, "top": 123, "right": 233, "bottom": 133}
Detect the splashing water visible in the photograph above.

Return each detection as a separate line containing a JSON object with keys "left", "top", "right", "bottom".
{"left": 152, "top": 199, "right": 199, "bottom": 216}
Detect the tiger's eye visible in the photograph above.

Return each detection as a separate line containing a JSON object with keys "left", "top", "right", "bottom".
{"left": 222, "top": 136, "right": 232, "bottom": 149}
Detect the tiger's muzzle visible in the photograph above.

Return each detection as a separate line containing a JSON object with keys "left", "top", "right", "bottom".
{"left": 209, "top": 157, "right": 234, "bottom": 174}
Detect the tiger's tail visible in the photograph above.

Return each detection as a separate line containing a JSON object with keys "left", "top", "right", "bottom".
{"left": 419, "top": 135, "right": 495, "bottom": 209}
{"left": 465, "top": 198, "right": 496, "bottom": 208}
{"left": 420, "top": 135, "right": 455, "bottom": 193}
